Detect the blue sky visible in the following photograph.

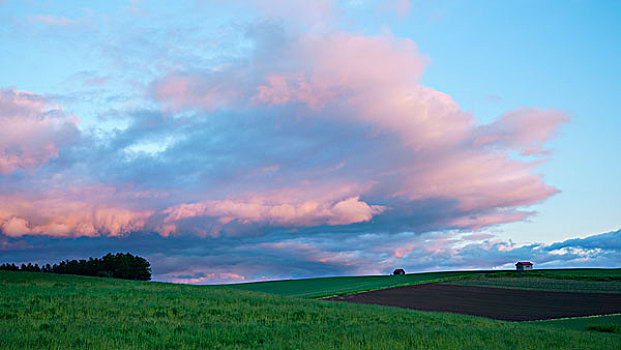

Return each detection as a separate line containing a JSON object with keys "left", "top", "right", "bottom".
{"left": 0, "top": 0, "right": 619, "bottom": 283}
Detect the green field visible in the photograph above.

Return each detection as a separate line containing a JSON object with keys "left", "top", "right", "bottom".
{"left": 443, "top": 269, "right": 621, "bottom": 294}
{"left": 1, "top": 271, "right": 620, "bottom": 349}
{"left": 446, "top": 277, "right": 621, "bottom": 293}
{"left": 528, "top": 314, "right": 621, "bottom": 332}
{"left": 483, "top": 268, "right": 621, "bottom": 281}
{"left": 221, "top": 268, "right": 621, "bottom": 298}
{"left": 222, "top": 270, "right": 488, "bottom": 298}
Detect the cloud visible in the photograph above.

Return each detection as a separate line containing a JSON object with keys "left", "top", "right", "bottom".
{"left": 172, "top": 271, "right": 246, "bottom": 284}
{"left": 159, "top": 194, "right": 383, "bottom": 234}
{"left": 2, "top": 0, "right": 611, "bottom": 285}
{"left": 29, "top": 14, "right": 79, "bottom": 28}
{"left": 486, "top": 94, "right": 503, "bottom": 102}
{"left": 143, "top": 22, "right": 565, "bottom": 237}
{"left": 150, "top": 73, "right": 243, "bottom": 113}
{"left": 249, "top": 0, "right": 335, "bottom": 28}
{"left": 0, "top": 186, "right": 153, "bottom": 238}
{"left": 380, "top": 0, "right": 413, "bottom": 18}
{"left": 474, "top": 107, "right": 568, "bottom": 156}
{"left": 0, "top": 88, "right": 80, "bottom": 174}
{"left": 1, "top": 228, "right": 618, "bottom": 283}
{"left": 0, "top": 18, "right": 566, "bottom": 239}
{"left": 0, "top": 2, "right": 570, "bottom": 289}
{"left": 547, "top": 229, "right": 621, "bottom": 252}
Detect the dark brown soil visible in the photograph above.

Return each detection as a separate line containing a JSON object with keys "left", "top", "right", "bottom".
{"left": 327, "top": 283, "right": 621, "bottom": 321}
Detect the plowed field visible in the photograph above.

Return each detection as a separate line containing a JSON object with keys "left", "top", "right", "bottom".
{"left": 328, "top": 283, "right": 621, "bottom": 321}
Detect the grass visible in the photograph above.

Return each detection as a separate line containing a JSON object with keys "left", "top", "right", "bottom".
{"left": 220, "top": 270, "right": 489, "bottom": 298}
{"left": 586, "top": 324, "right": 621, "bottom": 334}
{"left": 483, "top": 269, "right": 621, "bottom": 281}
{"left": 528, "top": 314, "right": 621, "bottom": 333}
{"left": 446, "top": 277, "right": 621, "bottom": 293}
{"left": 1, "top": 271, "right": 620, "bottom": 349}
{"left": 221, "top": 268, "right": 621, "bottom": 299}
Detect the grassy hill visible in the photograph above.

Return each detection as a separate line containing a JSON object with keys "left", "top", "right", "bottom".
{"left": 479, "top": 268, "right": 621, "bottom": 281}
{"left": 221, "top": 268, "right": 621, "bottom": 298}
{"left": 530, "top": 314, "right": 621, "bottom": 333}
{"left": 444, "top": 269, "right": 621, "bottom": 294}
{"left": 1, "top": 271, "right": 620, "bottom": 349}
{"left": 221, "top": 270, "right": 488, "bottom": 298}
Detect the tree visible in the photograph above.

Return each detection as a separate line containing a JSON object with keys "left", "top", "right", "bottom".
{"left": 1, "top": 253, "right": 151, "bottom": 280}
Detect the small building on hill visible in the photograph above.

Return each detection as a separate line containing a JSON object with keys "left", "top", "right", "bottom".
{"left": 393, "top": 268, "right": 405, "bottom": 275}
{"left": 515, "top": 261, "right": 533, "bottom": 271}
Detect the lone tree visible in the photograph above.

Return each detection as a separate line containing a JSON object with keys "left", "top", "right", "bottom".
{"left": 393, "top": 268, "right": 405, "bottom": 275}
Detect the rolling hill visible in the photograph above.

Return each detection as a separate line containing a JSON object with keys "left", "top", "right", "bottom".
{"left": 1, "top": 270, "right": 620, "bottom": 349}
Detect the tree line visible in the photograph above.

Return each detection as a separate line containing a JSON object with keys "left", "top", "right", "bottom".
{"left": 0, "top": 253, "right": 151, "bottom": 281}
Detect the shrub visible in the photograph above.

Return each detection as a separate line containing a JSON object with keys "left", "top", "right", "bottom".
{"left": 586, "top": 324, "right": 621, "bottom": 334}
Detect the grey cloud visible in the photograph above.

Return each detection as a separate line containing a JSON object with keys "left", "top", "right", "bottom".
{"left": 2, "top": 229, "right": 618, "bottom": 283}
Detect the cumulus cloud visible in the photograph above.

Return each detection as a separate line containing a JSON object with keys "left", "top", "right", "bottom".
{"left": 0, "top": 18, "right": 566, "bottom": 239}
{"left": 0, "top": 2, "right": 576, "bottom": 280}
{"left": 160, "top": 195, "right": 383, "bottom": 235}
{"left": 0, "top": 88, "right": 79, "bottom": 174}
{"left": 0, "top": 186, "right": 153, "bottom": 238}
{"left": 474, "top": 107, "right": 568, "bottom": 156}
{"left": 143, "top": 22, "right": 566, "bottom": 237}
{"left": 151, "top": 73, "right": 243, "bottom": 113}
{"left": 0, "top": 89, "right": 152, "bottom": 238}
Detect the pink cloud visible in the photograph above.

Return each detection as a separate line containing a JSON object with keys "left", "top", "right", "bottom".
{"left": 253, "top": 74, "right": 338, "bottom": 109}
{"left": 392, "top": 243, "right": 416, "bottom": 258}
{"left": 1, "top": 217, "right": 31, "bottom": 237}
{"left": 171, "top": 272, "right": 246, "bottom": 284}
{"left": 249, "top": 0, "right": 334, "bottom": 27}
{"left": 381, "top": 0, "right": 413, "bottom": 18}
{"left": 403, "top": 152, "right": 559, "bottom": 212}
{"left": 150, "top": 73, "right": 245, "bottom": 113}
{"left": 474, "top": 107, "right": 568, "bottom": 156}
{"left": 1, "top": 12, "right": 567, "bottom": 240}
{"left": 251, "top": 32, "right": 427, "bottom": 110}
{"left": 449, "top": 210, "right": 533, "bottom": 231}
{"left": 240, "top": 32, "right": 564, "bottom": 223}
{"left": 146, "top": 25, "right": 567, "bottom": 236}
{"left": 30, "top": 14, "right": 78, "bottom": 27}
{"left": 461, "top": 233, "right": 495, "bottom": 241}
{"left": 0, "top": 88, "right": 80, "bottom": 174}
{"left": 159, "top": 191, "right": 384, "bottom": 236}
{"left": 0, "top": 185, "right": 153, "bottom": 238}
{"left": 486, "top": 94, "right": 503, "bottom": 102}
{"left": 262, "top": 241, "right": 363, "bottom": 268}
{"left": 497, "top": 243, "right": 520, "bottom": 252}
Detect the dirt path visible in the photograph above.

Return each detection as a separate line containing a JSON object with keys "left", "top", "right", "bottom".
{"left": 327, "top": 283, "right": 621, "bottom": 321}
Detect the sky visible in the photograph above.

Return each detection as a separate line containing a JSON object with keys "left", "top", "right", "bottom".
{"left": 0, "top": 0, "right": 619, "bottom": 284}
